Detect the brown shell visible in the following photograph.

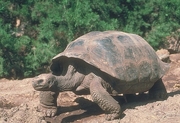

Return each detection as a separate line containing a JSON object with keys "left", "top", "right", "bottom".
{"left": 51, "top": 31, "right": 169, "bottom": 83}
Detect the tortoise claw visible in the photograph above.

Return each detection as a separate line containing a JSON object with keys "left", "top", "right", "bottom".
{"left": 37, "top": 104, "right": 57, "bottom": 117}
{"left": 105, "top": 113, "right": 121, "bottom": 121}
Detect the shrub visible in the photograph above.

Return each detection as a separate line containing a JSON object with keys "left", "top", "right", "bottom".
{"left": 0, "top": 0, "right": 180, "bottom": 78}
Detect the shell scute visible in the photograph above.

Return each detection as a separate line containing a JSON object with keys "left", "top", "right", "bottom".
{"left": 67, "top": 39, "right": 84, "bottom": 49}
{"left": 95, "top": 38, "right": 119, "bottom": 66}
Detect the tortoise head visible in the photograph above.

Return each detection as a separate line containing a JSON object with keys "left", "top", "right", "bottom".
{"left": 32, "top": 73, "right": 57, "bottom": 91}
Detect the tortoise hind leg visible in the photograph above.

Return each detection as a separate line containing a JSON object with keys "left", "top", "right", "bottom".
{"left": 90, "top": 77, "right": 121, "bottom": 121}
{"left": 149, "top": 78, "right": 168, "bottom": 100}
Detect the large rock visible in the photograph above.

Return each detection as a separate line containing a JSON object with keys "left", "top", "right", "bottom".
{"left": 162, "top": 53, "right": 180, "bottom": 91}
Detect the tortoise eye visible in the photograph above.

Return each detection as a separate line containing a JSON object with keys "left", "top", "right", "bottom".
{"left": 47, "top": 80, "right": 51, "bottom": 84}
{"left": 37, "top": 79, "right": 43, "bottom": 84}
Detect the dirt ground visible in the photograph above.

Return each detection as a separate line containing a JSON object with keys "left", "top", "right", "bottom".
{"left": 0, "top": 55, "right": 180, "bottom": 123}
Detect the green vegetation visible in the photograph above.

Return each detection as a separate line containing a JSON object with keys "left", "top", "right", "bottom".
{"left": 0, "top": 0, "right": 180, "bottom": 78}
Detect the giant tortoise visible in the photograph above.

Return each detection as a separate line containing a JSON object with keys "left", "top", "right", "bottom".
{"left": 32, "top": 31, "right": 169, "bottom": 121}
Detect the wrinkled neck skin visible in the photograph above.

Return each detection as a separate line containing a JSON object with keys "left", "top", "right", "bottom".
{"left": 54, "top": 65, "right": 85, "bottom": 92}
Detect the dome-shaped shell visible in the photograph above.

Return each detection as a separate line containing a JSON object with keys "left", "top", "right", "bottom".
{"left": 51, "top": 31, "right": 169, "bottom": 83}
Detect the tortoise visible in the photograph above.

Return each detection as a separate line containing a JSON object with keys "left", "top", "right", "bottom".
{"left": 32, "top": 31, "right": 169, "bottom": 121}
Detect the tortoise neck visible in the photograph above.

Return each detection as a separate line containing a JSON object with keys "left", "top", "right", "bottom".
{"left": 56, "top": 71, "right": 85, "bottom": 91}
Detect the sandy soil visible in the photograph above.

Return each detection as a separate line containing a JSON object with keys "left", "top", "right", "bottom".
{"left": 0, "top": 58, "right": 180, "bottom": 123}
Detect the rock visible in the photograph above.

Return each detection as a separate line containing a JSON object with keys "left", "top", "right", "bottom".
{"left": 162, "top": 53, "right": 180, "bottom": 92}
{"left": 169, "top": 53, "right": 180, "bottom": 63}
{"left": 156, "top": 49, "right": 170, "bottom": 62}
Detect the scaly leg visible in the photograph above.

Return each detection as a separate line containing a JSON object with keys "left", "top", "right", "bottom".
{"left": 38, "top": 91, "right": 59, "bottom": 117}
{"left": 90, "top": 78, "right": 121, "bottom": 121}
{"left": 149, "top": 78, "right": 168, "bottom": 100}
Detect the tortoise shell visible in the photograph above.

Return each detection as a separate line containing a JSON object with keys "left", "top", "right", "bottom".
{"left": 50, "top": 31, "right": 169, "bottom": 83}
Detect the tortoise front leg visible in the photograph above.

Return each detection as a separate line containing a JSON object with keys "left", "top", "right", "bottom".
{"left": 38, "top": 91, "right": 59, "bottom": 117}
{"left": 90, "top": 78, "right": 121, "bottom": 121}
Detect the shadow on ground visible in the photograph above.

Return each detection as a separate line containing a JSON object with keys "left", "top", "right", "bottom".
{"left": 45, "top": 90, "right": 180, "bottom": 123}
